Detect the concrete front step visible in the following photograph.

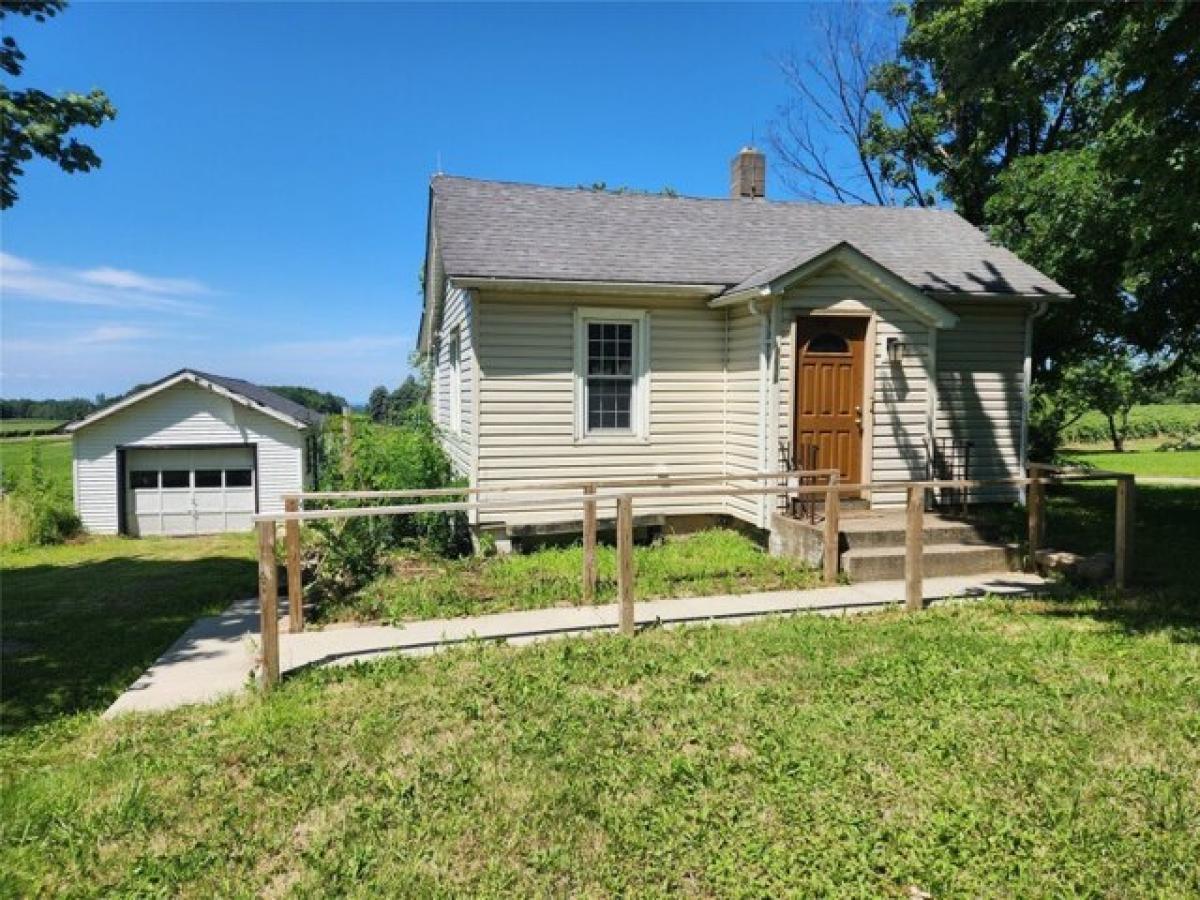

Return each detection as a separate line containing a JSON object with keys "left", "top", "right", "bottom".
{"left": 839, "top": 513, "right": 997, "bottom": 550}
{"left": 842, "top": 521, "right": 993, "bottom": 550}
{"left": 843, "top": 542, "right": 1021, "bottom": 582}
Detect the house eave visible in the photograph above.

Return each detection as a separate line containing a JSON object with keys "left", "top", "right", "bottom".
{"left": 453, "top": 276, "right": 726, "bottom": 300}
{"left": 926, "top": 290, "right": 1074, "bottom": 304}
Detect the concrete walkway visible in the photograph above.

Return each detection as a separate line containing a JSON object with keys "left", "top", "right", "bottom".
{"left": 105, "top": 572, "right": 1052, "bottom": 717}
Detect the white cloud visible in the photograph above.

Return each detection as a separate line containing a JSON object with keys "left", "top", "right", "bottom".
{"left": 0, "top": 253, "right": 212, "bottom": 313}
{"left": 78, "top": 266, "right": 210, "bottom": 296}
{"left": 0, "top": 252, "right": 33, "bottom": 272}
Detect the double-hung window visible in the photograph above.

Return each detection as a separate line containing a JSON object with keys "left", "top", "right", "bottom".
{"left": 575, "top": 309, "right": 648, "bottom": 440}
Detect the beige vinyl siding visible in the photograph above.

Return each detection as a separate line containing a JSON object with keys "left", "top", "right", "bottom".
{"left": 776, "top": 267, "right": 933, "bottom": 508}
{"left": 72, "top": 380, "right": 306, "bottom": 534}
{"left": 475, "top": 293, "right": 728, "bottom": 527}
{"left": 724, "top": 303, "right": 765, "bottom": 525}
{"left": 935, "top": 303, "right": 1027, "bottom": 502}
{"left": 432, "top": 282, "right": 475, "bottom": 478}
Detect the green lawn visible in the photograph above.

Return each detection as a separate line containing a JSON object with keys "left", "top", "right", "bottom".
{"left": 323, "top": 528, "right": 823, "bottom": 623}
{"left": 0, "top": 435, "right": 72, "bottom": 497}
{"left": 2, "top": 597, "right": 1197, "bottom": 896}
{"left": 1061, "top": 446, "right": 1200, "bottom": 478}
{"left": 3, "top": 486, "right": 1196, "bottom": 894}
{"left": 1, "top": 534, "right": 256, "bottom": 732}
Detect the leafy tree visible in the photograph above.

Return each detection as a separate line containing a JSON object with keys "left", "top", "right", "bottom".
{"left": 366, "top": 386, "right": 390, "bottom": 423}
{"left": 1030, "top": 352, "right": 1147, "bottom": 456}
{"left": 1060, "top": 353, "right": 1145, "bottom": 453}
{"left": 772, "top": 1, "right": 1200, "bottom": 375}
{"left": 264, "top": 385, "right": 348, "bottom": 416}
{"left": 0, "top": 1, "right": 116, "bottom": 208}
{"left": 0, "top": 396, "right": 94, "bottom": 420}
{"left": 386, "top": 376, "right": 425, "bottom": 423}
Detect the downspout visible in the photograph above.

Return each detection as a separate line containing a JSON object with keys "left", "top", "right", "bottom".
{"left": 749, "top": 294, "right": 774, "bottom": 528}
{"left": 1018, "top": 300, "right": 1050, "bottom": 503}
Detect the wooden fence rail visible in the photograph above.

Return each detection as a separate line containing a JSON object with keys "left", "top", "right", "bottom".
{"left": 252, "top": 467, "right": 1136, "bottom": 690}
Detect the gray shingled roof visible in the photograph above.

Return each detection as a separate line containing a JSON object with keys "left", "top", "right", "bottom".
{"left": 431, "top": 175, "right": 1069, "bottom": 297}
{"left": 190, "top": 369, "right": 325, "bottom": 427}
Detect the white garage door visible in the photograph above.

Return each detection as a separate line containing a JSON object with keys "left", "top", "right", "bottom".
{"left": 125, "top": 447, "right": 255, "bottom": 536}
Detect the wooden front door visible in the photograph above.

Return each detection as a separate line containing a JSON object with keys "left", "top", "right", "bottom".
{"left": 794, "top": 316, "right": 868, "bottom": 483}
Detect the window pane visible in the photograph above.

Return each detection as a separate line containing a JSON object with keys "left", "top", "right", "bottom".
{"left": 586, "top": 321, "right": 634, "bottom": 379}
{"left": 162, "top": 470, "right": 189, "bottom": 488}
{"left": 225, "top": 468, "right": 253, "bottom": 488}
{"left": 195, "top": 469, "right": 222, "bottom": 488}
{"left": 129, "top": 470, "right": 158, "bottom": 489}
{"left": 587, "top": 378, "right": 632, "bottom": 430}
{"left": 806, "top": 332, "right": 850, "bottom": 354}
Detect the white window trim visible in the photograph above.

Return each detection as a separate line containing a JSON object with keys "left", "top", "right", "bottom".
{"left": 448, "top": 328, "right": 462, "bottom": 434}
{"left": 573, "top": 306, "right": 650, "bottom": 443}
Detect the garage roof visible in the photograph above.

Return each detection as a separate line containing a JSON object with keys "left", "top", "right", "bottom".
{"left": 65, "top": 369, "right": 325, "bottom": 433}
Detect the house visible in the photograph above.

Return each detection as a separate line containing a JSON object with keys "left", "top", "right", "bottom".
{"left": 419, "top": 148, "right": 1070, "bottom": 550}
{"left": 66, "top": 369, "right": 323, "bottom": 536}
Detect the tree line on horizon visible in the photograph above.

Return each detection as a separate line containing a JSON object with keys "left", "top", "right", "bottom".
{"left": 0, "top": 383, "right": 350, "bottom": 423}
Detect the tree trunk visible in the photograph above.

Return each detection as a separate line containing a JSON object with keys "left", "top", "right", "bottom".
{"left": 1107, "top": 414, "right": 1124, "bottom": 453}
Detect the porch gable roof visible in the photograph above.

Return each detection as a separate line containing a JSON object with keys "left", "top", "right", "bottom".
{"left": 709, "top": 241, "right": 960, "bottom": 329}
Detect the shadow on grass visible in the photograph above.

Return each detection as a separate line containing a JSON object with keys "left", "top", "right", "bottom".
{"left": 2, "top": 553, "right": 256, "bottom": 733}
{"left": 981, "top": 481, "right": 1200, "bottom": 641}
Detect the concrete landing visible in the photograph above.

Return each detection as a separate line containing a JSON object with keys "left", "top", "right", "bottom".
{"left": 105, "top": 572, "right": 1053, "bottom": 717}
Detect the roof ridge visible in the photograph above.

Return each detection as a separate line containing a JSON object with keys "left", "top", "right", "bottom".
{"left": 431, "top": 173, "right": 959, "bottom": 215}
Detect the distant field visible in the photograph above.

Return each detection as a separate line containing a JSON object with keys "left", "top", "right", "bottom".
{"left": 0, "top": 435, "right": 72, "bottom": 498}
{"left": 1062, "top": 446, "right": 1200, "bottom": 478}
{"left": 1061, "top": 403, "right": 1200, "bottom": 445}
{"left": 0, "top": 419, "right": 64, "bottom": 437}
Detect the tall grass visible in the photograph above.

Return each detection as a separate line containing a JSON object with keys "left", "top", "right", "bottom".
{"left": 0, "top": 440, "right": 79, "bottom": 547}
{"left": 321, "top": 529, "right": 822, "bottom": 622}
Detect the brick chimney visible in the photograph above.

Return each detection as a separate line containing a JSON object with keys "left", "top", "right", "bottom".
{"left": 730, "top": 146, "right": 766, "bottom": 199}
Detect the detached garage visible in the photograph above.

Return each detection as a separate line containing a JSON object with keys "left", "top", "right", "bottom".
{"left": 66, "top": 369, "right": 324, "bottom": 536}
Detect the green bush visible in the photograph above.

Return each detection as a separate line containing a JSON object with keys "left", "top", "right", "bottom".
{"left": 306, "top": 410, "right": 469, "bottom": 601}
{"left": 1060, "top": 403, "right": 1200, "bottom": 444}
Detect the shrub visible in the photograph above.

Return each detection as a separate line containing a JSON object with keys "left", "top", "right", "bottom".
{"left": 1157, "top": 434, "right": 1200, "bottom": 452}
{"left": 306, "top": 411, "right": 469, "bottom": 601}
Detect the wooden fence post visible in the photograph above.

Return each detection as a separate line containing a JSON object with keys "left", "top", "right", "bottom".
{"left": 823, "top": 474, "right": 840, "bottom": 584}
{"left": 905, "top": 484, "right": 924, "bottom": 611}
{"left": 285, "top": 498, "right": 303, "bottom": 633}
{"left": 616, "top": 495, "right": 635, "bottom": 636}
{"left": 1027, "top": 467, "right": 1044, "bottom": 569}
{"left": 257, "top": 520, "right": 280, "bottom": 691}
{"left": 582, "top": 483, "right": 597, "bottom": 604}
{"left": 1114, "top": 475, "right": 1135, "bottom": 590}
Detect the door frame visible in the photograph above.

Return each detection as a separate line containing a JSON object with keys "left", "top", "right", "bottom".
{"left": 790, "top": 312, "right": 875, "bottom": 496}
{"left": 117, "top": 442, "right": 259, "bottom": 536}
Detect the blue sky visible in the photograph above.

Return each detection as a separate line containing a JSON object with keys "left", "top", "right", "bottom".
{"left": 2, "top": 2, "right": 849, "bottom": 402}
